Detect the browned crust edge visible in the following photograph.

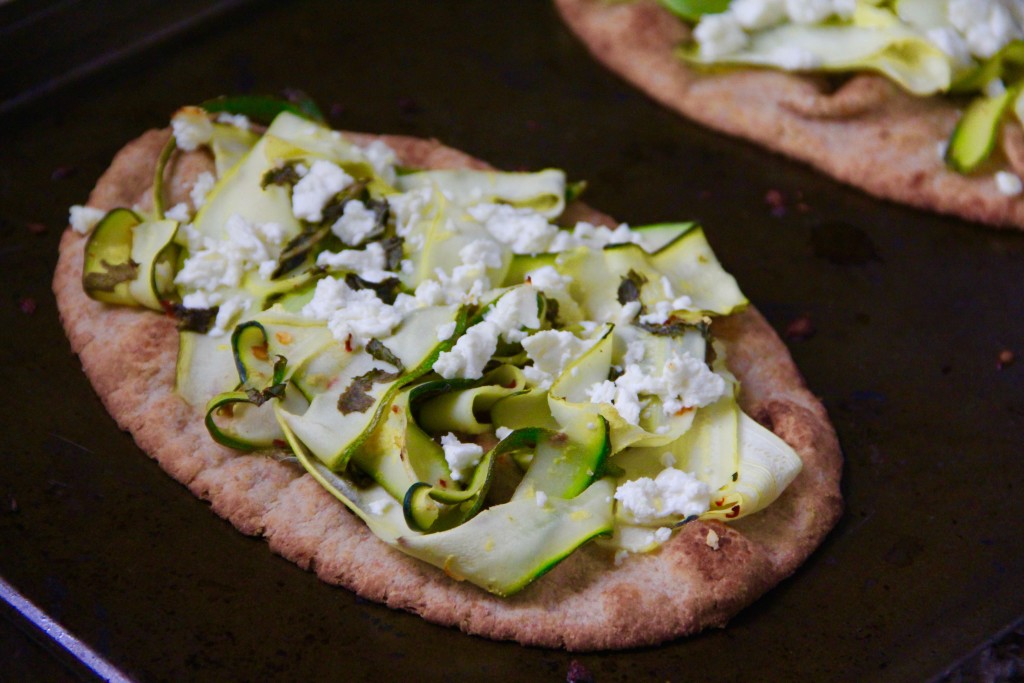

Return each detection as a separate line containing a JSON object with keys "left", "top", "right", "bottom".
{"left": 555, "top": 0, "right": 1024, "bottom": 230}
{"left": 53, "top": 127, "right": 842, "bottom": 651}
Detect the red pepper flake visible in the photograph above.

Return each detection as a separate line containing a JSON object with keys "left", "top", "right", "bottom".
{"left": 785, "top": 314, "right": 816, "bottom": 341}
{"left": 997, "top": 349, "right": 1015, "bottom": 369}
{"left": 17, "top": 297, "right": 37, "bottom": 314}
{"left": 27, "top": 222, "right": 47, "bottom": 235}
{"left": 438, "top": 479, "right": 448, "bottom": 489}
{"left": 391, "top": 404, "right": 400, "bottom": 414}
{"left": 725, "top": 505, "right": 741, "bottom": 519}
{"left": 566, "top": 660, "right": 595, "bottom": 683}
{"left": 51, "top": 165, "right": 78, "bottom": 181}
{"left": 344, "top": 334, "right": 353, "bottom": 353}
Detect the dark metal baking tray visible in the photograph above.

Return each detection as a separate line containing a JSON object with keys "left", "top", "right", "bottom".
{"left": 1, "top": 1, "right": 1022, "bottom": 680}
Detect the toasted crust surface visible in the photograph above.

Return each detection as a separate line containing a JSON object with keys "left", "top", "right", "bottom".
{"left": 555, "top": 0, "right": 1024, "bottom": 230}
{"left": 53, "top": 127, "right": 842, "bottom": 650}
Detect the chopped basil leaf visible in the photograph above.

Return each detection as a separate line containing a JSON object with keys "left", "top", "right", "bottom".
{"left": 344, "top": 273, "right": 402, "bottom": 305}
{"left": 82, "top": 259, "right": 139, "bottom": 292}
{"left": 381, "top": 235, "right": 404, "bottom": 271}
{"left": 337, "top": 368, "right": 400, "bottom": 415}
{"left": 617, "top": 269, "right": 646, "bottom": 306}
{"left": 169, "top": 304, "right": 218, "bottom": 333}
{"left": 261, "top": 161, "right": 304, "bottom": 190}
{"left": 272, "top": 226, "right": 331, "bottom": 279}
{"left": 365, "top": 338, "right": 404, "bottom": 372}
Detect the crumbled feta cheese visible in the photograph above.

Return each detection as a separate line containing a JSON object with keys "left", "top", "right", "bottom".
{"left": 330, "top": 200, "right": 381, "bottom": 246}
{"left": 171, "top": 107, "right": 214, "bottom": 152}
{"left": 706, "top": 528, "right": 721, "bottom": 550}
{"left": 926, "top": 26, "right": 973, "bottom": 65}
{"left": 301, "top": 276, "right": 402, "bottom": 346}
{"left": 483, "top": 286, "right": 541, "bottom": 342}
{"left": 731, "top": 0, "right": 787, "bottom": 30}
{"left": 654, "top": 527, "right": 673, "bottom": 543}
{"left": 611, "top": 300, "right": 642, "bottom": 326}
{"left": 316, "top": 242, "right": 395, "bottom": 282}
{"left": 548, "top": 221, "right": 652, "bottom": 252}
{"left": 524, "top": 265, "right": 573, "bottom": 295}
{"left": 388, "top": 186, "right": 434, "bottom": 237}
{"left": 440, "top": 433, "right": 483, "bottom": 482}
{"left": 360, "top": 140, "right": 398, "bottom": 186}
{"left": 437, "top": 321, "right": 457, "bottom": 341}
{"left": 984, "top": 77, "right": 1008, "bottom": 98}
{"left": 587, "top": 352, "right": 727, "bottom": 425}
{"left": 209, "top": 295, "right": 249, "bottom": 337}
{"left": 291, "top": 160, "right": 354, "bottom": 222}
{"left": 215, "top": 112, "right": 250, "bottom": 130}
{"left": 614, "top": 468, "right": 712, "bottom": 523}
{"left": 165, "top": 202, "right": 191, "bottom": 222}
{"left": 949, "top": 0, "right": 1024, "bottom": 59}
{"left": 995, "top": 170, "right": 1024, "bottom": 196}
{"left": 535, "top": 491, "right": 549, "bottom": 508}
{"left": 175, "top": 214, "right": 286, "bottom": 294}
{"left": 694, "top": 12, "right": 748, "bottom": 58}
{"left": 638, "top": 295, "right": 694, "bottom": 326}
{"left": 495, "top": 426, "right": 513, "bottom": 440}
{"left": 190, "top": 171, "right": 217, "bottom": 210}
{"left": 69, "top": 205, "right": 106, "bottom": 235}
{"left": 460, "top": 238, "right": 504, "bottom": 270}
{"left": 521, "top": 329, "right": 596, "bottom": 388}
{"left": 367, "top": 498, "right": 391, "bottom": 516}
{"left": 433, "top": 321, "right": 500, "bottom": 379}
{"left": 469, "top": 203, "right": 560, "bottom": 254}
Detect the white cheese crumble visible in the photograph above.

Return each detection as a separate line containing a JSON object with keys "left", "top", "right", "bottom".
{"left": 291, "top": 160, "right": 353, "bottom": 222}
{"left": 330, "top": 200, "right": 381, "bottom": 246}
{"left": 175, "top": 213, "right": 286, "bottom": 294}
{"left": 524, "top": 265, "right": 573, "bottom": 295}
{"left": 316, "top": 242, "right": 395, "bottom": 282}
{"left": 495, "top": 426, "right": 513, "bottom": 440}
{"left": 360, "top": 140, "right": 398, "bottom": 186}
{"left": 731, "top": 0, "right": 786, "bottom": 30}
{"left": 706, "top": 528, "right": 721, "bottom": 550}
{"left": 948, "top": 0, "right": 1024, "bottom": 60}
{"left": 521, "top": 330, "right": 596, "bottom": 389}
{"left": 469, "top": 203, "right": 560, "bottom": 254}
{"left": 215, "top": 112, "right": 251, "bottom": 130}
{"left": 995, "top": 170, "right": 1024, "bottom": 196}
{"left": 535, "top": 491, "right": 549, "bottom": 508}
{"left": 367, "top": 499, "right": 391, "bottom": 516}
{"left": 483, "top": 285, "right": 541, "bottom": 342}
{"left": 165, "top": 202, "right": 191, "bottom": 222}
{"left": 301, "top": 276, "right": 402, "bottom": 346}
{"left": 69, "top": 205, "right": 106, "bottom": 235}
{"left": 654, "top": 527, "right": 673, "bottom": 543}
{"left": 437, "top": 321, "right": 457, "bottom": 341}
{"left": 638, "top": 295, "right": 694, "bottom": 326}
{"left": 587, "top": 352, "right": 727, "bottom": 426}
{"left": 694, "top": 13, "right": 748, "bottom": 59}
{"left": 785, "top": 0, "right": 855, "bottom": 25}
{"left": 440, "top": 433, "right": 483, "bottom": 482}
{"left": 171, "top": 107, "right": 214, "bottom": 152}
{"left": 190, "top": 171, "right": 217, "bottom": 211}
{"left": 433, "top": 322, "right": 500, "bottom": 379}
{"left": 614, "top": 468, "right": 712, "bottom": 523}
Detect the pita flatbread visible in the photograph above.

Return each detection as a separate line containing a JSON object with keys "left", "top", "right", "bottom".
{"left": 53, "top": 126, "right": 842, "bottom": 650}
{"left": 556, "top": 0, "right": 1024, "bottom": 230}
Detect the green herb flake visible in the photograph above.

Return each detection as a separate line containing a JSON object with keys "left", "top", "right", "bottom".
{"left": 365, "top": 339, "right": 404, "bottom": 372}
{"left": 83, "top": 259, "right": 139, "bottom": 292}
{"left": 344, "top": 273, "right": 402, "bottom": 305}
{"left": 260, "top": 162, "right": 304, "bottom": 190}
{"left": 337, "top": 368, "right": 400, "bottom": 415}
{"left": 616, "top": 269, "right": 647, "bottom": 306}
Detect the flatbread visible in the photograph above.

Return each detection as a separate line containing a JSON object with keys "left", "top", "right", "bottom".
{"left": 53, "top": 127, "right": 842, "bottom": 650}
{"left": 555, "top": 0, "right": 1024, "bottom": 230}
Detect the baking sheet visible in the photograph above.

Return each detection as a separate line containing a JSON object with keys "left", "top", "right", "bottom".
{"left": 1, "top": 1, "right": 1022, "bottom": 680}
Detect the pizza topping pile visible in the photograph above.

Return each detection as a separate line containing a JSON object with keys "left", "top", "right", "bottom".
{"left": 665, "top": 0, "right": 1024, "bottom": 187}
{"left": 72, "top": 100, "right": 803, "bottom": 596}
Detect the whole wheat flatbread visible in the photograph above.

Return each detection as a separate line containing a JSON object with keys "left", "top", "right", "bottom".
{"left": 53, "top": 127, "right": 842, "bottom": 650}
{"left": 556, "top": 0, "right": 1024, "bottom": 230}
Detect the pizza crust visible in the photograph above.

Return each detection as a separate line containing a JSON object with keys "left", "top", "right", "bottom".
{"left": 555, "top": 0, "right": 1024, "bottom": 230}
{"left": 53, "top": 127, "right": 842, "bottom": 650}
